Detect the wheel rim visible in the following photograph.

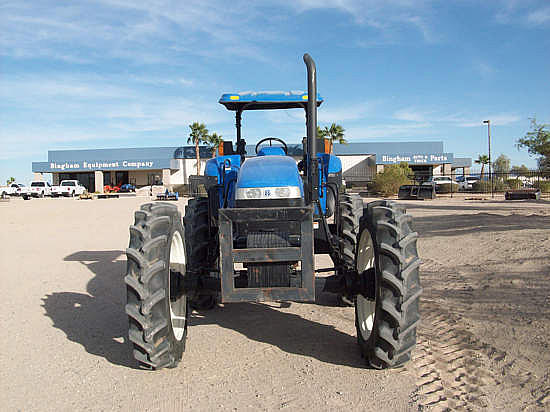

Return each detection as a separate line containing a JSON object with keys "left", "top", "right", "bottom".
{"left": 356, "top": 229, "right": 376, "bottom": 341}
{"left": 169, "top": 230, "right": 187, "bottom": 341}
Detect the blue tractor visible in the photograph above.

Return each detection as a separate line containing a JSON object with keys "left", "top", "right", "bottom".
{"left": 125, "top": 54, "right": 421, "bottom": 370}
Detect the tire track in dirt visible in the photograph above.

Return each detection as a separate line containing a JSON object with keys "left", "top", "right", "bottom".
{"left": 408, "top": 302, "right": 497, "bottom": 410}
{"left": 406, "top": 257, "right": 546, "bottom": 411}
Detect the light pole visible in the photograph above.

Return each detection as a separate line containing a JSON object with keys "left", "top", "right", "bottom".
{"left": 483, "top": 120, "right": 493, "bottom": 198}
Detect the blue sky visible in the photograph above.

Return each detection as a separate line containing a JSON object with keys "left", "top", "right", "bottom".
{"left": 1, "top": 0, "right": 549, "bottom": 183}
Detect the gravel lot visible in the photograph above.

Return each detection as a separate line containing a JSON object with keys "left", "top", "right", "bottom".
{"left": 1, "top": 195, "right": 549, "bottom": 411}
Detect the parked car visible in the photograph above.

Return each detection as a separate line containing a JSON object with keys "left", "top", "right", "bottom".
{"left": 51, "top": 185, "right": 61, "bottom": 197}
{"left": 119, "top": 183, "right": 136, "bottom": 193}
{"left": 1, "top": 183, "right": 30, "bottom": 196}
{"left": 30, "top": 181, "right": 52, "bottom": 197}
{"left": 54, "top": 180, "right": 86, "bottom": 197}
{"left": 421, "top": 176, "right": 459, "bottom": 189}
{"left": 458, "top": 176, "right": 480, "bottom": 190}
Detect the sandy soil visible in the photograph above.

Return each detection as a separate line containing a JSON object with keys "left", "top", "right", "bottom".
{"left": 1, "top": 195, "right": 549, "bottom": 411}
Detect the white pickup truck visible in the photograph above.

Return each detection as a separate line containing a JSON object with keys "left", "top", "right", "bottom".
{"left": 52, "top": 180, "right": 86, "bottom": 197}
{"left": 1, "top": 183, "right": 29, "bottom": 197}
{"left": 30, "top": 181, "right": 53, "bottom": 197}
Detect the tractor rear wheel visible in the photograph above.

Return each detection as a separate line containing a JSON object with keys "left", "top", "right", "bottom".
{"left": 355, "top": 200, "right": 422, "bottom": 369}
{"left": 184, "top": 198, "right": 216, "bottom": 310}
{"left": 125, "top": 202, "right": 188, "bottom": 369}
{"left": 338, "top": 193, "right": 364, "bottom": 306}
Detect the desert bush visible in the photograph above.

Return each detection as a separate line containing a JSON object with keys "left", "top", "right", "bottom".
{"left": 437, "top": 183, "right": 456, "bottom": 194}
{"left": 171, "top": 184, "right": 189, "bottom": 196}
{"left": 473, "top": 180, "right": 508, "bottom": 192}
{"left": 494, "top": 180, "right": 510, "bottom": 191}
{"left": 472, "top": 181, "right": 489, "bottom": 192}
{"left": 533, "top": 181, "right": 550, "bottom": 192}
{"left": 505, "top": 179, "right": 522, "bottom": 190}
{"left": 372, "top": 162, "right": 413, "bottom": 196}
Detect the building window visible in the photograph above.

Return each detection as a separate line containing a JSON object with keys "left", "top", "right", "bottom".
{"left": 148, "top": 173, "right": 162, "bottom": 186}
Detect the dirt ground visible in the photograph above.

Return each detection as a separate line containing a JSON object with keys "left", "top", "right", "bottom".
{"left": 1, "top": 195, "right": 549, "bottom": 411}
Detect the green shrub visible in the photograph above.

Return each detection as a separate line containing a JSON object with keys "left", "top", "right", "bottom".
{"left": 533, "top": 181, "right": 550, "bottom": 192}
{"left": 505, "top": 179, "right": 522, "bottom": 190}
{"left": 372, "top": 162, "right": 413, "bottom": 196}
{"left": 472, "top": 180, "right": 508, "bottom": 192}
{"left": 437, "top": 183, "right": 457, "bottom": 194}
{"left": 494, "top": 180, "right": 510, "bottom": 192}
{"left": 171, "top": 184, "right": 189, "bottom": 196}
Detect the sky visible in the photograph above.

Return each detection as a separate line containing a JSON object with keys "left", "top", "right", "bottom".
{"left": 1, "top": 0, "right": 549, "bottom": 183}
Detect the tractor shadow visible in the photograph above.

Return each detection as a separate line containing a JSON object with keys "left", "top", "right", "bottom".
{"left": 190, "top": 281, "right": 366, "bottom": 369}
{"left": 41, "top": 250, "right": 137, "bottom": 369}
{"left": 43, "top": 250, "right": 364, "bottom": 369}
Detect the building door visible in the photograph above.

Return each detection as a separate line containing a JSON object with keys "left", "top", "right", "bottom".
{"left": 410, "top": 165, "right": 433, "bottom": 183}
{"left": 115, "top": 171, "right": 128, "bottom": 186}
{"left": 58, "top": 172, "right": 94, "bottom": 191}
{"left": 104, "top": 171, "right": 112, "bottom": 186}
{"left": 148, "top": 172, "right": 162, "bottom": 186}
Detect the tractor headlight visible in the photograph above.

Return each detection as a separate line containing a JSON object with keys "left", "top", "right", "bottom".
{"left": 245, "top": 188, "right": 261, "bottom": 199}
{"left": 275, "top": 187, "right": 290, "bottom": 198}
{"left": 236, "top": 186, "right": 301, "bottom": 200}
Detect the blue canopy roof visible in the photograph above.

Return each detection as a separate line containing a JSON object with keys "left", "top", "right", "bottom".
{"left": 219, "top": 91, "right": 323, "bottom": 111}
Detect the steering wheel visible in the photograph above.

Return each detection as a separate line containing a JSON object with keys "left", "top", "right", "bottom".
{"left": 255, "top": 137, "right": 288, "bottom": 155}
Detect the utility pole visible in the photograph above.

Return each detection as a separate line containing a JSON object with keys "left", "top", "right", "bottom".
{"left": 483, "top": 120, "right": 493, "bottom": 198}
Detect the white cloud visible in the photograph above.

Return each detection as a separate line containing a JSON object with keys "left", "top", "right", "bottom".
{"left": 127, "top": 75, "right": 195, "bottom": 87}
{"left": 262, "top": 101, "right": 378, "bottom": 124}
{"left": 527, "top": 6, "right": 550, "bottom": 24}
{"left": 0, "top": 76, "right": 132, "bottom": 100}
{"left": 494, "top": 0, "right": 550, "bottom": 26}
{"left": 474, "top": 61, "right": 495, "bottom": 77}
{"left": 318, "top": 102, "right": 378, "bottom": 123}
{"left": 457, "top": 114, "right": 521, "bottom": 127}
{"left": 290, "top": 0, "right": 437, "bottom": 41}
{"left": 0, "top": 72, "right": 223, "bottom": 154}
{"left": 393, "top": 108, "right": 430, "bottom": 122}
{"left": 0, "top": 1, "right": 276, "bottom": 64}
{"left": 105, "top": 99, "right": 224, "bottom": 132}
{"left": 0, "top": 0, "right": 442, "bottom": 66}
{"left": 345, "top": 122, "right": 435, "bottom": 139}
{"left": 392, "top": 107, "right": 521, "bottom": 128}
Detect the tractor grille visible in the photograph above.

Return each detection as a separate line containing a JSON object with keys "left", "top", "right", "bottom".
{"left": 246, "top": 232, "right": 292, "bottom": 287}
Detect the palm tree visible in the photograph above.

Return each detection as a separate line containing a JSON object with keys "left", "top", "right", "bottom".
{"left": 475, "top": 154, "right": 490, "bottom": 179}
{"left": 325, "top": 123, "right": 347, "bottom": 146}
{"left": 188, "top": 122, "right": 209, "bottom": 175}
{"left": 317, "top": 123, "right": 346, "bottom": 153}
{"left": 205, "top": 132, "right": 223, "bottom": 158}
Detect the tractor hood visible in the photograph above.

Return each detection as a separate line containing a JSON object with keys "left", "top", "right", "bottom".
{"left": 236, "top": 156, "right": 303, "bottom": 194}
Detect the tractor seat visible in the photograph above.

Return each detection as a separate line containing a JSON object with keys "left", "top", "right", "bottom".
{"left": 221, "top": 141, "right": 234, "bottom": 155}
{"left": 257, "top": 146, "right": 286, "bottom": 156}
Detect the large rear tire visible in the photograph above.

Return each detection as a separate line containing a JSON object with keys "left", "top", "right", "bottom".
{"left": 355, "top": 200, "right": 422, "bottom": 369}
{"left": 184, "top": 198, "right": 216, "bottom": 310}
{"left": 125, "top": 202, "right": 188, "bottom": 369}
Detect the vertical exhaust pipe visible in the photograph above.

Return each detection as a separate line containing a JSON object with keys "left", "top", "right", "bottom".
{"left": 303, "top": 53, "right": 319, "bottom": 204}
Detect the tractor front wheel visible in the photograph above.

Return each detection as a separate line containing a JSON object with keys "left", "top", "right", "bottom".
{"left": 125, "top": 202, "right": 188, "bottom": 369}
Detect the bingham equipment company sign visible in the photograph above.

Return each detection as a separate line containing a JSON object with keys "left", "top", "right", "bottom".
{"left": 31, "top": 158, "right": 173, "bottom": 172}
{"left": 49, "top": 160, "right": 155, "bottom": 171}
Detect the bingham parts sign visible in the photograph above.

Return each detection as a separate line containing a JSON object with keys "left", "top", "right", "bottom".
{"left": 376, "top": 153, "right": 454, "bottom": 165}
